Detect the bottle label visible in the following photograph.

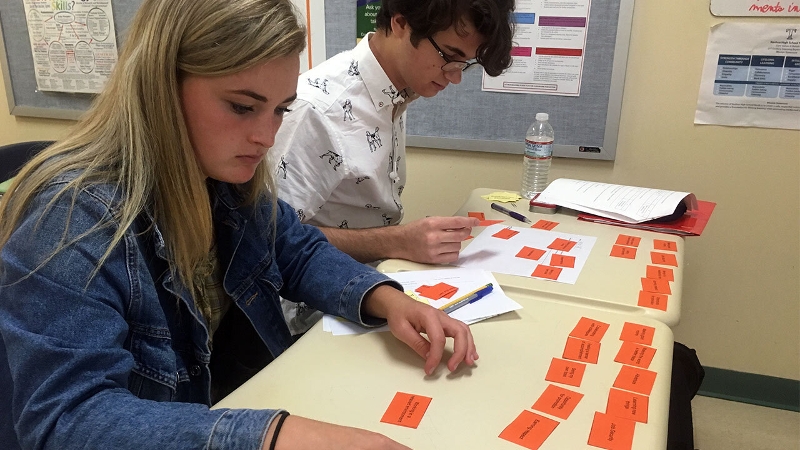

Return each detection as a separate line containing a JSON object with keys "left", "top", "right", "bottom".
{"left": 524, "top": 140, "right": 553, "bottom": 159}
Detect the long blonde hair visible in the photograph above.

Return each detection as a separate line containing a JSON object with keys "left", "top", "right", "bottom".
{"left": 0, "top": 0, "right": 306, "bottom": 294}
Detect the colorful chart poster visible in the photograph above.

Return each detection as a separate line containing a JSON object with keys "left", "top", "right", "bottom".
{"left": 481, "top": 0, "right": 591, "bottom": 96}
{"left": 695, "top": 22, "right": 800, "bottom": 130}
{"left": 22, "top": 0, "right": 119, "bottom": 93}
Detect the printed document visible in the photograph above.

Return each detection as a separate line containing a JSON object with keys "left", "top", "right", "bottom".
{"left": 536, "top": 179, "right": 697, "bottom": 223}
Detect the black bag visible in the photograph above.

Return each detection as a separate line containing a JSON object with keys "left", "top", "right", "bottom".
{"left": 668, "top": 342, "right": 705, "bottom": 450}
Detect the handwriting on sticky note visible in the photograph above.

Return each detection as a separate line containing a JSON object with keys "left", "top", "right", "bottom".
{"left": 587, "top": 411, "right": 636, "bottom": 450}
{"left": 653, "top": 239, "right": 678, "bottom": 251}
{"left": 516, "top": 246, "right": 546, "bottom": 261}
{"left": 492, "top": 227, "right": 520, "bottom": 240}
{"left": 619, "top": 322, "right": 655, "bottom": 346}
{"left": 613, "top": 365, "right": 657, "bottom": 396}
{"left": 482, "top": 192, "right": 523, "bottom": 203}
{"left": 569, "top": 317, "right": 610, "bottom": 342}
{"left": 640, "top": 277, "right": 672, "bottom": 295}
{"left": 614, "top": 342, "right": 656, "bottom": 369}
{"left": 615, "top": 234, "right": 641, "bottom": 247}
{"left": 563, "top": 337, "right": 601, "bottom": 364}
{"left": 548, "top": 238, "right": 577, "bottom": 252}
{"left": 606, "top": 388, "right": 650, "bottom": 423}
{"left": 531, "top": 219, "right": 559, "bottom": 231}
{"left": 637, "top": 291, "right": 668, "bottom": 311}
{"left": 380, "top": 392, "right": 432, "bottom": 429}
{"left": 468, "top": 211, "right": 485, "bottom": 221}
{"left": 415, "top": 282, "right": 457, "bottom": 300}
{"left": 650, "top": 251, "right": 678, "bottom": 266}
{"left": 545, "top": 358, "right": 587, "bottom": 387}
{"left": 645, "top": 265, "right": 674, "bottom": 281}
{"left": 610, "top": 245, "right": 637, "bottom": 259}
{"left": 550, "top": 253, "right": 576, "bottom": 268}
{"left": 532, "top": 264, "right": 562, "bottom": 280}
{"left": 498, "top": 410, "right": 559, "bottom": 450}
{"left": 532, "top": 384, "right": 584, "bottom": 420}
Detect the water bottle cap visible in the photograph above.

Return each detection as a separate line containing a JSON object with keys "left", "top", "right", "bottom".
{"left": 535, "top": 113, "right": 549, "bottom": 121}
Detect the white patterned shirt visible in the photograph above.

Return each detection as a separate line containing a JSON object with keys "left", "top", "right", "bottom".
{"left": 270, "top": 34, "right": 418, "bottom": 230}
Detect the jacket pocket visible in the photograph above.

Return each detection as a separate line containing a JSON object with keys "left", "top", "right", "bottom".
{"left": 127, "top": 325, "right": 178, "bottom": 401}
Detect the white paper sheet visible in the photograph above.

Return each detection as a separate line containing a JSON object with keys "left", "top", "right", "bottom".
{"left": 456, "top": 224, "right": 596, "bottom": 284}
{"left": 536, "top": 178, "right": 696, "bottom": 223}
{"left": 695, "top": 22, "right": 800, "bottom": 130}
{"left": 321, "top": 269, "right": 521, "bottom": 336}
{"left": 481, "top": 0, "right": 590, "bottom": 96}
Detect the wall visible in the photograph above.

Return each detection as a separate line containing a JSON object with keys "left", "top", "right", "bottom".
{"left": 1, "top": 2, "right": 798, "bottom": 380}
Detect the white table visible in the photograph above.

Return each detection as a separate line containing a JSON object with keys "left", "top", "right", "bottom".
{"left": 214, "top": 288, "right": 673, "bottom": 449}
{"left": 378, "top": 188, "right": 685, "bottom": 327}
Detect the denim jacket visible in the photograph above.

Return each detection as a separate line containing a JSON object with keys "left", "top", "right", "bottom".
{"left": 0, "top": 175, "right": 398, "bottom": 449}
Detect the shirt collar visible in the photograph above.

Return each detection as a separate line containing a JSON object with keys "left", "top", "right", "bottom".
{"left": 354, "top": 33, "right": 418, "bottom": 112}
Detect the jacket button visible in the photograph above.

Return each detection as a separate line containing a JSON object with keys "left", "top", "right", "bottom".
{"left": 189, "top": 365, "right": 201, "bottom": 377}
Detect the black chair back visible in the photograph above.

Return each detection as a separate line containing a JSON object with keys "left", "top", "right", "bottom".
{"left": 0, "top": 141, "right": 54, "bottom": 182}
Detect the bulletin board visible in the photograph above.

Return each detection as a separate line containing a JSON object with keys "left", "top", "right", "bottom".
{"left": 0, "top": 0, "right": 324, "bottom": 121}
{"left": 327, "top": 0, "right": 634, "bottom": 160}
{"left": 0, "top": 2, "right": 140, "bottom": 120}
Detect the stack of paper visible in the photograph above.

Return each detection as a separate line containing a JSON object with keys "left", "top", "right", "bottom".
{"left": 322, "top": 268, "right": 522, "bottom": 336}
{"left": 536, "top": 179, "right": 698, "bottom": 224}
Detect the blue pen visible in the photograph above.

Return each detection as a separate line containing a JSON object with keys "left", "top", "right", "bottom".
{"left": 439, "top": 283, "right": 494, "bottom": 314}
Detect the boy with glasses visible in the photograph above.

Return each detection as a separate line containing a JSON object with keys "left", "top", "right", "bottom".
{"left": 270, "top": 0, "right": 514, "bottom": 334}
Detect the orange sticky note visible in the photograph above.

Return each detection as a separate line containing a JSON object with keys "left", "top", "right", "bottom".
{"left": 614, "top": 342, "right": 656, "bottom": 369}
{"left": 613, "top": 365, "right": 658, "bottom": 396}
{"left": 532, "top": 384, "right": 584, "bottom": 420}
{"left": 479, "top": 219, "right": 505, "bottom": 227}
{"left": 563, "top": 337, "right": 601, "bottom": 364}
{"left": 640, "top": 277, "right": 672, "bottom": 295}
{"left": 615, "top": 235, "right": 641, "bottom": 247}
{"left": 545, "top": 358, "right": 587, "bottom": 387}
{"left": 653, "top": 239, "right": 678, "bottom": 251}
{"left": 531, "top": 219, "right": 559, "bottom": 231}
{"left": 610, "top": 245, "right": 637, "bottom": 259}
{"left": 650, "top": 251, "right": 678, "bottom": 267}
{"left": 499, "top": 410, "right": 559, "bottom": 450}
{"left": 645, "top": 265, "right": 674, "bottom": 281}
{"left": 569, "top": 317, "right": 610, "bottom": 342}
{"left": 380, "top": 392, "right": 432, "bottom": 429}
{"left": 550, "top": 253, "right": 576, "bottom": 268}
{"left": 606, "top": 388, "right": 650, "bottom": 423}
{"left": 516, "top": 246, "right": 546, "bottom": 261}
{"left": 637, "top": 291, "right": 669, "bottom": 311}
{"left": 619, "top": 322, "right": 656, "bottom": 346}
{"left": 587, "top": 411, "right": 636, "bottom": 450}
{"left": 415, "top": 282, "right": 457, "bottom": 300}
{"left": 532, "top": 265, "right": 562, "bottom": 280}
{"left": 548, "top": 238, "right": 577, "bottom": 252}
{"left": 493, "top": 227, "right": 520, "bottom": 240}
{"left": 468, "top": 211, "right": 485, "bottom": 221}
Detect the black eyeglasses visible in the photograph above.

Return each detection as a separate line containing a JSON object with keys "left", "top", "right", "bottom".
{"left": 427, "top": 36, "right": 479, "bottom": 72}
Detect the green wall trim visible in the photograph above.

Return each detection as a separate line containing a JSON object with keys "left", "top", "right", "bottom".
{"left": 697, "top": 367, "right": 799, "bottom": 412}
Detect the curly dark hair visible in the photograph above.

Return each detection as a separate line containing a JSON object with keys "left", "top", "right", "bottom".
{"left": 375, "top": 0, "right": 515, "bottom": 76}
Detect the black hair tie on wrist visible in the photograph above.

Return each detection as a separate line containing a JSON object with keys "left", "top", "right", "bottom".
{"left": 268, "top": 411, "right": 290, "bottom": 450}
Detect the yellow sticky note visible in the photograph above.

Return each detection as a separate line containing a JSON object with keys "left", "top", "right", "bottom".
{"left": 481, "top": 191, "right": 523, "bottom": 203}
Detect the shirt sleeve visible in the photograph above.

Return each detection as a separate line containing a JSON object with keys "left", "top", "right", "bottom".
{"left": 271, "top": 100, "right": 350, "bottom": 223}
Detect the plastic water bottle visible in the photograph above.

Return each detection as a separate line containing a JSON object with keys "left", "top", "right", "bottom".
{"left": 520, "top": 112, "right": 554, "bottom": 199}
